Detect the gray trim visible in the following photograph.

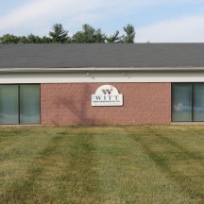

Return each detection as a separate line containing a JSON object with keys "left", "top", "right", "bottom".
{"left": 1, "top": 67, "right": 204, "bottom": 73}
{"left": 171, "top": 122, "right": 204, "bottom": 125}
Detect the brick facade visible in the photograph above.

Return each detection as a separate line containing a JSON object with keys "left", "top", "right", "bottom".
{"left": 41, "top": 83, "right": 171, "bottom": 126}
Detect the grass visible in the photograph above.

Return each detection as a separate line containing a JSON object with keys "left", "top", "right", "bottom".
{"left": 1, "top": 126, "right": 204, "bottom": 203}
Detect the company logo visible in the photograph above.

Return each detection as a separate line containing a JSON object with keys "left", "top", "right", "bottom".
{"left": 91, "top": 85, "right": 123, "bottom": 106}
{"left": 101, "top": 87, "right": 113, "bottom": 95}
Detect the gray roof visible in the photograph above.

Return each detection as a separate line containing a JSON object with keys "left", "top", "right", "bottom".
{"left": 1, "top": 43, "right": 204, "bottom": 68}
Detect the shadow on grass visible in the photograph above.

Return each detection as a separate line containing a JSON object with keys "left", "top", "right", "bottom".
{"left": 128, "top": 127, "right": 204, "bottom": 203}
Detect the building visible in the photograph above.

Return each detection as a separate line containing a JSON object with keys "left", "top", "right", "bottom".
{"left": 1, "top": 43, "right": 204, "bottom": 125}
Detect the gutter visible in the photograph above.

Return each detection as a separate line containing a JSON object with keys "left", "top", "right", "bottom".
{"left": 0, "top": 67, "right": 204, "bottom": 73}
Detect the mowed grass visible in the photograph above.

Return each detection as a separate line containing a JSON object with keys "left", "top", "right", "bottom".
{"left": 1, "top": 126, "right": 204, "bottom": 203}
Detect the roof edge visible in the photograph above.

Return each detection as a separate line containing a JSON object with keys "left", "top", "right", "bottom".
{"left": 0, "top": 67, "right": 204, "bottom": 72}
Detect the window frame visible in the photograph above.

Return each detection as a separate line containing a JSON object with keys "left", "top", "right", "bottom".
{"left": 171, "top": 82, "right": 204, "bottom": 122}
{"left": 0, "top": 84, "right": 41, "bottom": 125}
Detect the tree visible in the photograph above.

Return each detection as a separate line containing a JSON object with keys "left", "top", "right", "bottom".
{"left": 94, "top": 29, "right": 106, "bottom": 43}
{"left": 121, "top": 24, "right": 135, "bottom": 43}
{"left": 81, "top": 24, "right": 95, "bottom": 42}
{"left": 18, "top": 36, "right": 28, "bottom": 44}
{"left": 72, "top": 31, "right": 84, "bottom": 43}
{"left": 106, "top": 30, "right": 120, "bottom": 43}
{"left": 0, "top": 34, "right": 19, "bottom": 44}
{"left": 72, "top": 24, "right": 95, "bottom": 43}
{"left": 49, "top": 23, "right": 69, "bottom": 43}
{"left": 41, "top": 36, "right": 52, "bottom": 43}
{"left": 27, "top": 34, "right": 42, "bottom": 43}
{"left": 72, "top": 24, "right": 105, "bottom": 43}
{"left": 0, "top": 23, "right": 135, "bottom": 44}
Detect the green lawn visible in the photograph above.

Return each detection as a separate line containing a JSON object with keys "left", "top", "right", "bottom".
{"left": 1, "top": 126, "right": 204, "bottom": 203}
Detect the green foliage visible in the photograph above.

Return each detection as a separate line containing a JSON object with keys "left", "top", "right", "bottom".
{"left": 18, "top": 36, "right": 28, "bottom": 44}
{"left": 27, "top": 34, "right": 43, "bottom": 43}
{"left": 41, "top": 36, "right": 52, "bottom": 43}
{"left": 121, "top": 24, "right": 135, "bottom": 43}
{"left": 106, "top": 30, "right": 120, "bottom": 43}
{"left": 72, "top": 24, "right": 105, "bottom": 43}
{"left": 0, "top": 23, "right": 135, "bottom": 44}
{"left": 94, "top": 29, "right": 106, "bottom": 43}
{"left": 71, "top": 31, "right": 84, "bottom": 43}
{"left": 0, "top": 34, "right": 52, "bottom": 44}
{"left": 81, "top": 24, "right": 95, "bottom": 43}
{"left": 0, "top": 34, "right": 19, "bottom": 44}
{"left": 49, "top": 23, "right": 69, "bottom": 43}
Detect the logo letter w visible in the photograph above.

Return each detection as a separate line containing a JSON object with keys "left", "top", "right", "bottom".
{"left": 95, "top": 96, "right": 101, "bottom": 100}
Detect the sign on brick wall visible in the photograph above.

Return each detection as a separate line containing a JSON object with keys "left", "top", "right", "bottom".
{"left": 91, "top": 85, "right": 123, "bottom": 106}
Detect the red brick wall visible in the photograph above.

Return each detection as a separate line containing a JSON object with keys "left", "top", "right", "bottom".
{"left": 41, "top": 83, "right": 171, "bottom": 126}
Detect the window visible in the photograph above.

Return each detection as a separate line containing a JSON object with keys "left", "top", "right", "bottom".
{"left": 172, "top": 83, "right": 204, "bottom": 122}
{"left": 0, "top": 85, "right": 40, "bottom": 124}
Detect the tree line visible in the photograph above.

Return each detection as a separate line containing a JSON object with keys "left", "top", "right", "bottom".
{"left": 0, "top": 23, "right": 135, "bottom": 44}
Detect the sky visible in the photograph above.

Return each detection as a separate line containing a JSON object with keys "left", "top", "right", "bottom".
{"left": 0, "top": 0, "right": 204, "bottom": 42}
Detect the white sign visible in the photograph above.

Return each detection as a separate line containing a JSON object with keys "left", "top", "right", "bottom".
{"left": 91, "top": 85, "right": 123, "bottom": 106}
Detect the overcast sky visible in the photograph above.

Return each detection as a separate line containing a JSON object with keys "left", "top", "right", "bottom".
{"left": 0, "top": 0, "right": 204, "bottom": 42}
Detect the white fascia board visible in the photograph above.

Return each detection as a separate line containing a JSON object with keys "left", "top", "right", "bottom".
{"left": 0, "top": 67, "right": 204, "bottom": 73}
{"left": 1, "top": 70, "right": 204, "bottom": 83}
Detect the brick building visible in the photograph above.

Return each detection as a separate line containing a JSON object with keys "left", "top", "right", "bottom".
{"left": 1, "top": 44, "right": 204, "bottom": 125}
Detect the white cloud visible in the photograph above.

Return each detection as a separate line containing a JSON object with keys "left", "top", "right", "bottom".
{"left": 0, "top": 0, "right": 105, "bottom": 36}
{"left": 136, "top": 15, "right": 204, "bottom": 42}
